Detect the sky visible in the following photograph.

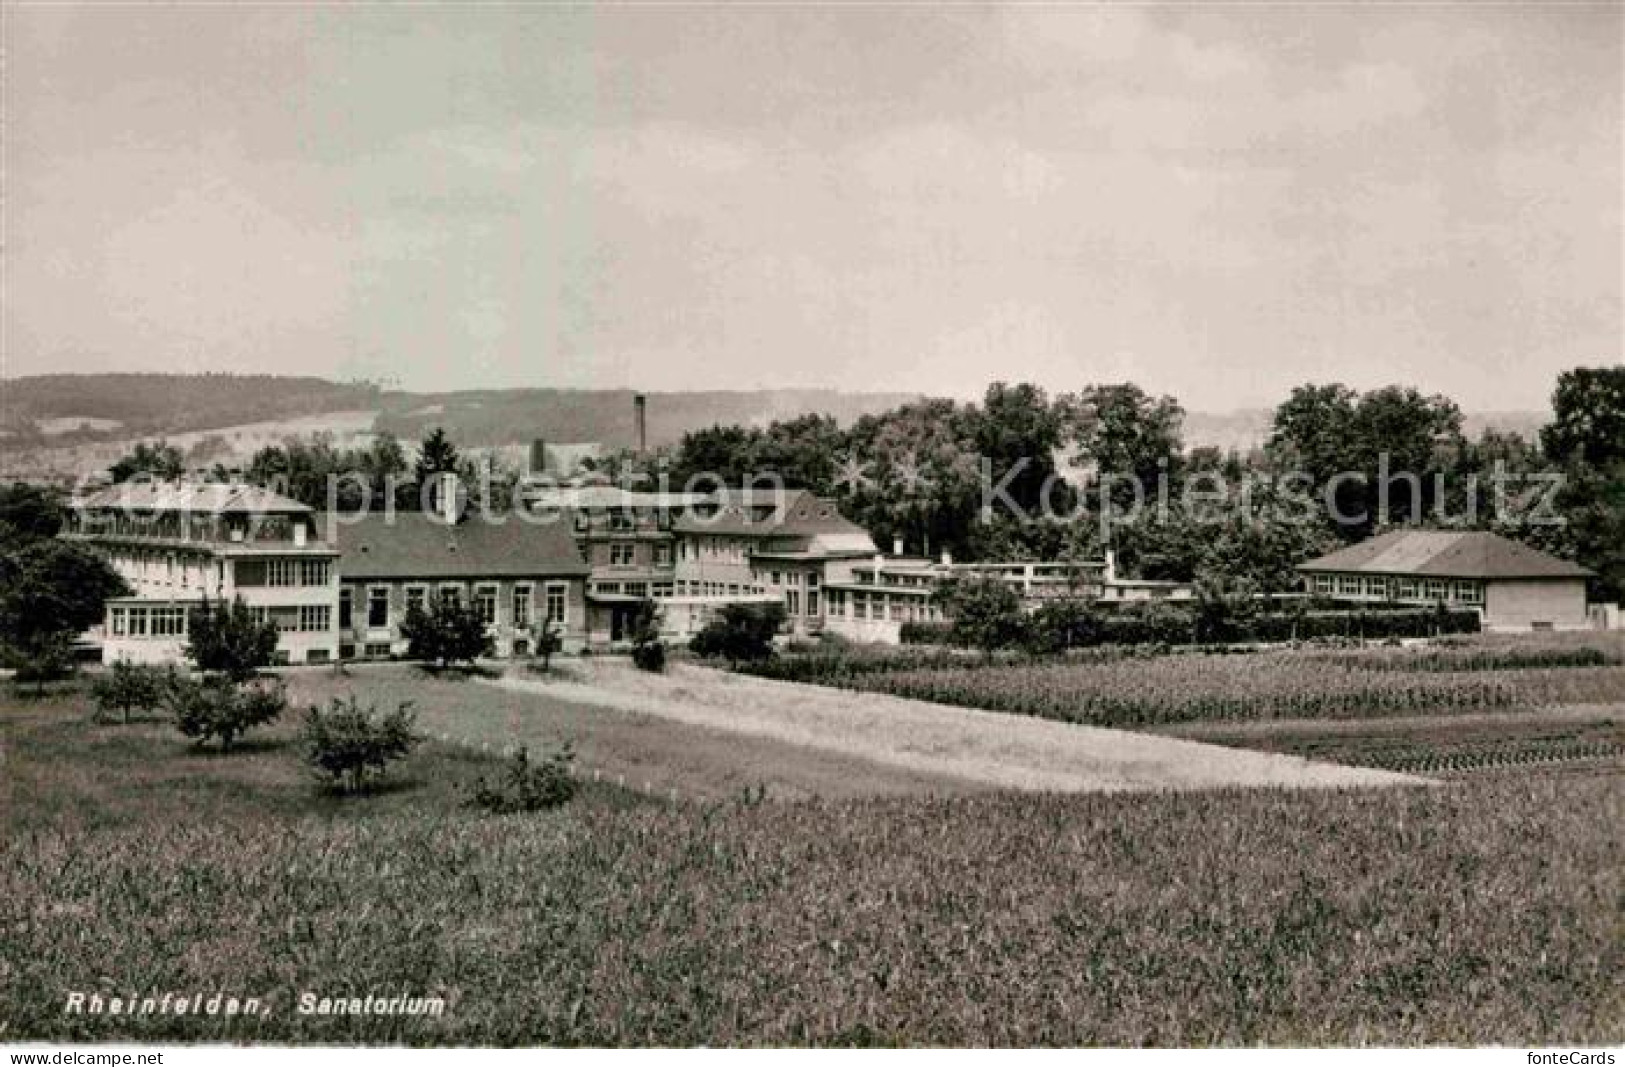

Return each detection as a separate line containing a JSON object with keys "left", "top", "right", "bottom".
{"left": 4, "top": 3, "right": 1620, "bottom": 410}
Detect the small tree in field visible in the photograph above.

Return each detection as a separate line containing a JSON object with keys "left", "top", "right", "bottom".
{"left": 469, "top": 743, "right": 578, "bottom": 813}
{"left": 166, "top": 673, "right": 286, "bottom": 751}
{"left": 186, "top": 596, "right": 279, "bottom": 682}
{"left": 931, "top": 572, "right": 1025, "bottom": 656}
{"left": 301, "top": 695, "right": 420, "bottom": 793}
{"left": 91, "top": 661, "right": 169, "bottom": 723}
{"left": 400, "top": 598, "right": 493, "bottom": 670}
{"left": 689, "top": 602, "right": 784, "bottom": 666}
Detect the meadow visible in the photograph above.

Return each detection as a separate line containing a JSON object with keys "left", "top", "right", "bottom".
{"left": 2, "top": 636, "right": 1621, "bottom": 1046}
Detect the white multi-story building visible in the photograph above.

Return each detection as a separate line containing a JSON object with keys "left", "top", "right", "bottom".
{"left": 65, "top": 482, "right": 341, "bottom": 665}
{"left": 671, "top": 488, "right": 877, "bottom": 638}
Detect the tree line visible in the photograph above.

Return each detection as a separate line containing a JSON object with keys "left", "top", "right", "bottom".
{"left": 87, "top": 365, "right": 1625, "bottom": 604}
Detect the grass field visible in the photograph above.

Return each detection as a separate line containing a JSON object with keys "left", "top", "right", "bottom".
{"left": 2, "top": 637, "right": 1621, "bottom": 1045}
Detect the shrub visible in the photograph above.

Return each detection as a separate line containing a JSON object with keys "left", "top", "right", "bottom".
{"left": 185, "top": 596, "right": 279, "bottom": 682}
{"left": 91, "top": 661, "right": 168, "bottom": 723}
{"left": 690, "top": 602, "right": 785, "bottom": 665}
{"left": 167, "top": 673, "right": 286, "bottom": 751}
{"left": 898, "top": 620, "right": 955, "bottom": 646}
{"left": 631, "top": 636, "right": 667, "bottom": 672}
{"left": 931, "top": 573, "right": 1027, "bottom": 655}
{"left": 532, "top": 618, "right": 563, "bottom": 671}
{"left": 468, "top": 744, "right": 578, "bottom": 813}
{"left": 628, "top": 599, "right": 665, "bottom": 672}
{"left": 301, "top": 695, "right": 419, "bottom": 793}
{"left": 1024, "top": 598, "right": 1106, "bottom": 655}
{"left": 400, "top": 598, "right": 493, "bottom": 670}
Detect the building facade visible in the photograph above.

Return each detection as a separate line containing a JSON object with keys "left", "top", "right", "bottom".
{"left": 323, "top": 510, "right": 590, "bottom": 658}
{"left": 1296, "top": 529, "right": 1592, "bottom": 631}
{"left": 524, "top": 484, "right": 706, "bottom": 645}
{"left": 672, "top": 488, "right": 878, "bottom": 638}
{"left": 65, "top": 482, "right": 341, "bottom": 665}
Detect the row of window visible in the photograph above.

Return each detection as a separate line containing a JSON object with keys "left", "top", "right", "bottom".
{"left": 680, "top": 538, "right": 751, "bottom": 563}
{"left": 761, "top": 570, "right": 820, "bottom": 589}
{"left": 824, "top": 590, "right": 944, "bottom": 623}
{"left": 591, "top": 581, "right": 677, "bottom": 599}
{"left": 673, "top": 580, "right": 768, "bottom": 598}
{"left": 1310, "top": 573, "right": 1484, "bottom": 604}
{"left": 573, "top": 511, "right": 674, "bottom": 533}
{"left": 108, "top": 605, "right": 189, "bottom": 638}
{"left": 105, "top": 549, "right": 219, "bottom": 591}
{"left": 235, "top": 558, "right": 332, "bottom": 588}
{"left": 340, "top": 583, "right": 569, "bottom": 631}
{"left": 604, "top": 542, "right": 674, "bottom": 567}
{"left": 246, "top": 605, "right": 334, "bottom": 633}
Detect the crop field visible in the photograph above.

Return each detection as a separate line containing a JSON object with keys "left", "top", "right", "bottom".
{"left": 1161, "top": 708, "right": 1624, "bottom": 777}
{"left": 3, "top": 634, "right": 1621, "bottom": 1046}
{"left": 1, "top": 689, "right": 1619, "bottom": 1045}
{"left": 756, "top": 638, "right": 1625, "bottom": 729}
{"left": 1304, "top": 633, "right": 1625, "bottom": 673}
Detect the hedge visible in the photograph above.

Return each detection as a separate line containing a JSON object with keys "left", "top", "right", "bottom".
{"left": 899, "top": 604, "right": 1479, "bottom": 650}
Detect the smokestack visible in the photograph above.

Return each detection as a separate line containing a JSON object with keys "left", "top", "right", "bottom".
{"left": 529, "top": 439, "right": 547, "bottom": 476}
{"left": 633, "top": 393, "right": 648, "bottom": 455}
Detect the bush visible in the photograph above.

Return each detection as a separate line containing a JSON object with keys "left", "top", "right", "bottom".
{"left": 627, "top": 599, "right": 665, "bottom": 672}
{"left": 532, "top": 618, "right": 563, "bottom": 671}
{"left": 469, "top": 744, "right": 578, "bottom": 813}
{"left": 631, "top": 637, "right": 667, "bottom": 672}
{"left": 899, "top": 620, "right": 955, "bottom": 646}
{"left": 690, "top": 602, "right": 785, "bottom": 665}
{"left": 167, "top": 674, "right": 286, "bottom": 751}
{"left": 931, "top": 573, "right": 1027, "bottom": 655}
{"left": 301, "top": 695, "right": 420, "bottom": 793}
{"left": 1024, "top": 598, "right": 1106, "bottom": 655}
{"left": 91, "top": 661, "right": 169, "bottom": 723}
{"left": 400, "top": 598, "right": 493, "bottom": 670}
{"left": 186, "top": 596, "right": 279, "bottom": 682}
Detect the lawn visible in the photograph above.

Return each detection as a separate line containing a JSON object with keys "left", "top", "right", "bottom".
{"left": 1, "top": 654, "right": 1620, "bottom": 1046}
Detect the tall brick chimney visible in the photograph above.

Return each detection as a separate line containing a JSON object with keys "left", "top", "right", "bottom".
{"left": 633, "top": 393, "right": 648, "bottom": 454}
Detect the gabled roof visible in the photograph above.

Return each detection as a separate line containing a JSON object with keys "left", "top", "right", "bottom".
{"left": 320, "top": 511, "right": 589, "bottom": 580}
{"left": 1297, "top": 529, "right": 1592, "bottom": 579}
{"left": 673, "top": 489, "right": 873, "bottom": 545}
{"left": 73, "top": 481, "right": 311, "bottom": 515}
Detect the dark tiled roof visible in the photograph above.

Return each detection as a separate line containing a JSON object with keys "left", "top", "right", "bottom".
{"left": 1297, "top": 529, "right": 1592, "bottom": 579}
{"left": 320, "top": 512, "right": 588, "bottom": 580}
{"left": 673, "top": 489, "right": 873, "bottom": 544}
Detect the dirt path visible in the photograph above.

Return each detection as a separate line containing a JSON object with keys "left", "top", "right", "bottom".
{"left": 284, "top": 666, "right": 985, "bottom": 800}
{"left": 482, "top": 661, "right": 1425, "bottom": 794}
